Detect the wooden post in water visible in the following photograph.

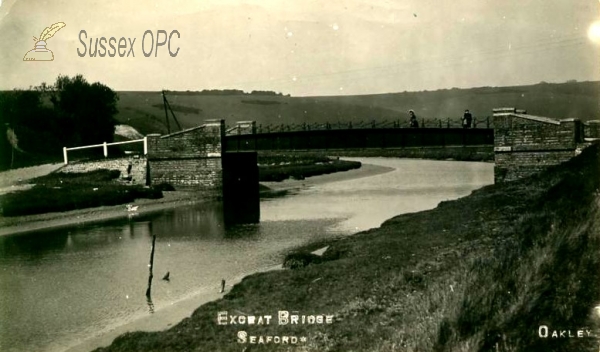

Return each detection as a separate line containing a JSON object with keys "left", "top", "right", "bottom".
{"left": 145, "top": 235, "right": 156, "bottom": 298}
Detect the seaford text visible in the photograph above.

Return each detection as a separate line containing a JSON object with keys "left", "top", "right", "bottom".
{"left": 538, "top": 325, "right": 595, "bottom": 338}
{"left": 237, "top": 332, "right": 307, "bottom": 345}
{"left": 77, "top": 30, "right": 180, "bottom": 58}
{"left": 217, "top": 311, "right": 334, "bottom": 325}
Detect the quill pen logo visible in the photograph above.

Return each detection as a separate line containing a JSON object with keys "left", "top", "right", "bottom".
{"left": 23, "top": 22, "right": 66, "bottom": 61}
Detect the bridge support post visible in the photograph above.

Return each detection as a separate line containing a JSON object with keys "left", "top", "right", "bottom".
{"left": 222, "top": 151, "right": 260, "bottom": 225}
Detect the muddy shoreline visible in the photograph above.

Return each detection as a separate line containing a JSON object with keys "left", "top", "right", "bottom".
{"left": 0, "top": 162, "right": 393, "bottom": 237}
{"left": 0, "top": 191, "right": 214, "bottom": 237}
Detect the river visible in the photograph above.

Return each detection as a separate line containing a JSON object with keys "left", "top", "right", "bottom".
{"left": 0, "top": 157, "right": 493, "bottom": 352}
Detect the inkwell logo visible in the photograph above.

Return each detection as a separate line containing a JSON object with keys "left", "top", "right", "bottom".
{"left": 23, "top": 22, "right": 66, "bottom": 61}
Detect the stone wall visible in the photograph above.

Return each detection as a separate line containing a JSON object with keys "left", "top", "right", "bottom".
{"left": 60, "top": 156, "right": 147, "bottom": 185}
{"left": 148, "top": 158, "right": 221, "bottom": 188}
{"left": 494, "top": 117, "right": 578, "bottom": 151}
{"left": 146, "top": 120, "right": 225, "bottom": 189}
{"left": 59, "top": 120, "right": 226, "bottom": 190}
{"left": 493, "top": 108, "right": 590, "bottom": 183}
{"left": 146, "top": 122, "right": 223, "bottom": 159}
{"left": 584, "top": 120, "right": 600, "bottom": 140}
{"left": 494, "top": 150, "right": 575, "bottom": 182}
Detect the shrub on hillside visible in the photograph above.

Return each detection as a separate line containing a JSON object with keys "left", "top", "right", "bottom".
{"left": 283, "top": 252, "right": 323, "bottom": 269}
{"left": 153, "top": 182, "right": 176, "bottom": 192}
{"left": 130, "top": 186, "right": 163, "bottom": 199}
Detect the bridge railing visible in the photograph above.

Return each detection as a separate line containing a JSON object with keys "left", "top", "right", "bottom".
{"left": 225, "top": 127, "right": 494, "bottom": 152}
{"left": 62, "top": 138, "right": 147, "bottom": 164}
{"left": 236, "top": 117, "right": 493, "bottom": 134}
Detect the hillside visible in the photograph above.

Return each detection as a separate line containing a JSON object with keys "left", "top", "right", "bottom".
{"left": 116, "top": 81, "right": 600, "bottom": 135}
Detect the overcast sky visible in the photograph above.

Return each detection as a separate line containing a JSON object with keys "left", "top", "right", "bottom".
{"left": 0, "top": 0, "right": 599, "bottom": 96}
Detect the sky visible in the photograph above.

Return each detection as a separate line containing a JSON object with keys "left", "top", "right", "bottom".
{"left": 0, "top": 0, "right": 599, "bottom": 96}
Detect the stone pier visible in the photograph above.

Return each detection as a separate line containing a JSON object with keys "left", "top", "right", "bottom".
{"left": 493, "top": 107, "right": 599, "bottom": 183}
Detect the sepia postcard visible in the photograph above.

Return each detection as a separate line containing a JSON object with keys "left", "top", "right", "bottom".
{"left": 0, "top": 1, "right": 599, "bottom": 351}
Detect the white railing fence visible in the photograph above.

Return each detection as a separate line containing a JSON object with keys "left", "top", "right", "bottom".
{"left": 63, "top": 137, "right": 147, "bottom": 164}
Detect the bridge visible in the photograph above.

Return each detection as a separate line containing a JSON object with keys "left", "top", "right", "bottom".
{"left": 225, "top": 125, "right": 493, "bottom": 152}
{"left": 224, "top": 118, "right": 493, "bottom": 153}
{"left": 57, "top": 108, "right": 600, "bottom": 224}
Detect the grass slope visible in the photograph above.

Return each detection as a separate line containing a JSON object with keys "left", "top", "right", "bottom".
{"left": 0, "top": 170, "right": 163, "bottom": 217}
{"left": 115, "top": 81, "right": 600, "bottom": 135}
{"left": 258, "top": 154, "right": 362, "bottom": 182}
{"left": 95, "top": 144, "right": 600, "bottom": 352}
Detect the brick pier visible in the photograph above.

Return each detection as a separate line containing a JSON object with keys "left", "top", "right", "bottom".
{"left": 493, "top": 108, "right": 599, "bottom": 183}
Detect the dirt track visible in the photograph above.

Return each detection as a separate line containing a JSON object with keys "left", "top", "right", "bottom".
{"left": 0, "top": 163, "right": 64, "bottom": 188}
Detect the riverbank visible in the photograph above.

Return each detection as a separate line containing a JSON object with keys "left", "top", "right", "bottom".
{"left": 0, "top": 191, "right": 215, "bottom": 236}
{"left": 0, "top": 163, "right": 64, "bottom": 189}
{"left": 258, "top": 145, "right": 494, "bottom": 162}
{"left": 95, "top": 144, "right": 600, "bottom": 352}
{"left": 259, "top": 158, "right": 362, "bottom": 182}
{"left": 0, "top": 160, "right": 392, "bottom": 237}
{"left": 260, "top": 162, "right": 394, "bottom": 196}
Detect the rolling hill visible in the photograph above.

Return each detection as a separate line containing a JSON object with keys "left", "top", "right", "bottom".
{"left": 116, "top": 80, "right": 600, "bottom": 135}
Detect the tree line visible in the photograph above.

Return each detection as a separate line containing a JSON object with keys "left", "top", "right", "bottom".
{"left": 0, "top": 75, "right": 118, "bottom": 170}
{"left": 174, "top": 89, "right": 289, "bottom": 96}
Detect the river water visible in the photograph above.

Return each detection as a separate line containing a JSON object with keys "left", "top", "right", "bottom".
{"left": 0, "top": 158, "right": 493, "bottom": 352}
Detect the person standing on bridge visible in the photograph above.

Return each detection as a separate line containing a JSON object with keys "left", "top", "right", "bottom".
{"left": 408, "top": 110, "right": 419, "bottom": 128}
{"left": 462, "top": 109, "right": 473, "bottom": 128}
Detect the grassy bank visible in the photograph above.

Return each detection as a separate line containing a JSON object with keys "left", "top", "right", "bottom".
{"left": 0, "top": 170, "right": 167, "bottom": 216}
{"left": 258, "top": 153, "right": 362, "bottom": 182}
{"left": 96, "top": 144, "right": 600, "bottom": 352}
{"left": 326, "top": 145, "right": 494, "bottom": 162}
{"left": 257, "top": 146, "right": 493, "bottom": 164}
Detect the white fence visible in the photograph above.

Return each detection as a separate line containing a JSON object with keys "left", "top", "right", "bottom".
{"left": 63, "top": 137, "right": 147, "bottom": 164}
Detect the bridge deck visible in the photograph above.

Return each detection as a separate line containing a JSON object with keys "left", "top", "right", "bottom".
{"left": 225, "top": 128, "right": 493, "bottom": 152}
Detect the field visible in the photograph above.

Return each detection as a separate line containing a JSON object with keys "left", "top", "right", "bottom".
{"left": 115, "top": 81, "right": 600, "bottom": 135}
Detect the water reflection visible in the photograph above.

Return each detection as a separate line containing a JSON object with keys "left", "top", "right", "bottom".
{"left": 149, "top": 203, "right": 225, "bottom": 240}
{"left": 222, "top": 223, "right": 262, "bottom": 240}
{"left": 0, "top": 230, "right": 69, "bottom": 260}
{"left": 146, "top": 296, "right": 155, "bottom": 314}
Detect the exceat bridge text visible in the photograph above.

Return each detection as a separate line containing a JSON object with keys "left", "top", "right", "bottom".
{"left": 77, "top": 30, "right": 180, "bottom": 58}
{"left": 217, "top": 311, "right": 335, "bottom": 326}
